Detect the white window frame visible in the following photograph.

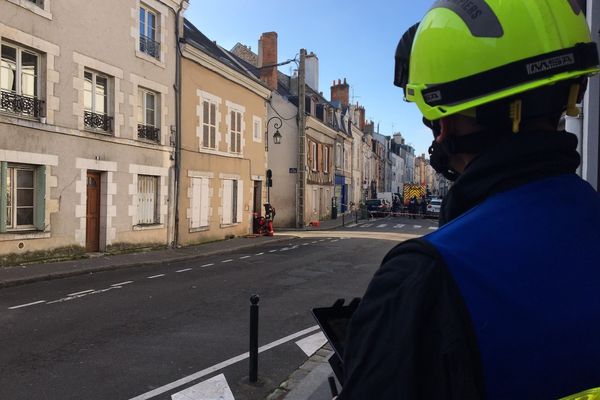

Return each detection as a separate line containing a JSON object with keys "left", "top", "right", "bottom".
{"left": 252, "top": 116, "right": 262, "bottom": 143}
{"left": 1, "top": 42, "right": 40, "bottom": 100}
{"left": 139, "top": 4, "right": 160, "bottom": 59}
{"left": 5, "top": 164, "right": 36, "bottom": 230}
{"left": 229, "top": 109, "right": 242, "bottom": 154}
{"left": 136, "top": 175, "right": 159, "bottom": 225}
{"left": 83, "top": 70, "right": 109, "bottom": 115}
{"left": 138, "top": 88, "right": 157, "bottom": 127}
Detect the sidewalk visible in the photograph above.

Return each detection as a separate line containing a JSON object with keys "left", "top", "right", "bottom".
{"left": 0, "top": 212, "right": 364, "bottom": 289}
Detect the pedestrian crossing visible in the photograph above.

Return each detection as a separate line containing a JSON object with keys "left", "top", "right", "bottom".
{"left": 359, "top": 222, "right": 438, "bottom": 230}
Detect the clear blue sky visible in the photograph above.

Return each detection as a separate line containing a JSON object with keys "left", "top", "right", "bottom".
{"left": 185, "top": 1, "right": 433, "bottom": 156}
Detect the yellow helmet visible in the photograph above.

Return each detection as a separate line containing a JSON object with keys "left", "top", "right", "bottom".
{"left": 395, "top": 0, "right": 600, "bottom": 121}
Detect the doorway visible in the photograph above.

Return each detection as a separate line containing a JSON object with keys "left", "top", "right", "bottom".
{"left": 86, "top": 171, "right": 101, "bottom": 252}
{"left": 253, "top": 180, "right": 262, "bottom": 216}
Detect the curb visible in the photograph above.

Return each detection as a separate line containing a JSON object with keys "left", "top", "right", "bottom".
{"left": 0, "top": 236, "right": 296, "bottom": 289}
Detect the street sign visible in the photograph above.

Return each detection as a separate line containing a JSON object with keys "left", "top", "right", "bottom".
{"left": 289, "top": 168, "right": 298, "bottom": 174}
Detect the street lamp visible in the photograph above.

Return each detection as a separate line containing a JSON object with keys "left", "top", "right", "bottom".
{"left": 266, "top": 116, "right": 283, "bottom": 151}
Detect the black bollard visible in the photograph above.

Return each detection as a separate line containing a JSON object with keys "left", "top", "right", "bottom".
{"left": 249, "top": 294, "right": 260, "bottom": 383}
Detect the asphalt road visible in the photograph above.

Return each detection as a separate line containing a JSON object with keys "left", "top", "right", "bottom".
{"left": 0, "top": 227, "right": 417, "bottom": 400}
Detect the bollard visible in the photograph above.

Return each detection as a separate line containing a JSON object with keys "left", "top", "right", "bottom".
{"left": 249, "top": 294, "right": 260, "bottom": 383}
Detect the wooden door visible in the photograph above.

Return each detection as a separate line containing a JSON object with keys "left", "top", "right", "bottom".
{"left": 86, "top": 171, "right": 101, "bottom": 252}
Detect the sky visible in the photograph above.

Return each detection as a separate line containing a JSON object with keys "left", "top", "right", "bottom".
{"left": 185, "top": 1, "right": 434, "bottom": 156}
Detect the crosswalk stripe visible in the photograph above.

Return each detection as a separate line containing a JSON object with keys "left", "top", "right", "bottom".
{"left": 171, "top": 373, "right": 234, "bottom": 400}
{"left": 376, "top": 224, "right": 388, "bottom": 228}
{"left": 394, "top": 224, "right": 405, "bottom": 229}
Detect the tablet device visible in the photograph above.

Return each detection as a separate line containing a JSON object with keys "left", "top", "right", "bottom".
{"left": 311, "top": 298, "right": 360, "bottom": 383}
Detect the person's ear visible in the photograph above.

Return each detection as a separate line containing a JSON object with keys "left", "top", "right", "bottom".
{"left": 437, "top": 117, "right": 453, "bottom": 143}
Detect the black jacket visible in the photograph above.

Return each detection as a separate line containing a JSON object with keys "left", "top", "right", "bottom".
{"left": 339, "top": 131, "right": 581, "bottom": 399}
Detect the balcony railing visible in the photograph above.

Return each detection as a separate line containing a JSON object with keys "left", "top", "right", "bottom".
{"left": 0, "top": 91, "right": 44, "bottom": 119}
{"left": 140, "top": 35, "right": 160, "bottom": 59}
{"left": 84, "top": 111, "right": 113, "bottom": 132}
{"left": 137, "top": 124, "right": 160, "bottom": 142}
{"left": 307, "top": 170, "right": 334, "bottom": 185}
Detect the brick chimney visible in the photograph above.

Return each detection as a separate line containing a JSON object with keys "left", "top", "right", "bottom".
{"left": 357, "top": 105, "right": 366, "bottom": 131}
{"left": 330, "top": 78, "right": 350, "bottom": 108}
{"left": 258, "top": 32, "right": 278, "bottom": 90}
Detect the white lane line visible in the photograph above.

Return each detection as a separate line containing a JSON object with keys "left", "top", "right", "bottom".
{"left": 311, "top": 241, "right": 318, "bottom": 244}
{"left": 394, "top": 224, "right": 405, "bottom": 229}
{"left": 239, "top": 256, "right": 250, "bottom": 259}
{"left": 176, "top": 268, "right": 192, "bottom": 273}
{"left": 302, "top": 243, "right": 310, "bottom": 246}
{"left": 68, "top": 289, "right": 94, "bottom": 296}
{"left": 269, "top": 250, "right": 278, "bottom": 253}
{"left": 255, "top": 252, "right": 264, "bottom": 256}
{"left": 147, "top": 274, "right": 165, "bottom": 279}
{"left": 428, "top": 227, "right": 438, "bottom": 230}
{"left": 413, "top": 225, "right": 422, "bottom": 229}
{"left": 330, "top": 239, "right": 339, "bottom": 243}
{"left": 346, "top": 223, "right": 358, "bottom": 228}
{"left": 129, "top": 325, "right": 320, "bottom": 400}
{"left": 111, "top": 281, "right": 134, "bottom": 287}
{"left": 221, "top": 259, "right": 233, "bottom": 263}
{"left": 200, "top": 263, "right": 214, "bottom": 268}
{"left": 377, "top": 224, "right": 388, "bottom": 228}
{"left": 280, "top": 247, "right": 290, "bottom": 252}
{"left": 8, "top": 300, "right": 46, "bottom": 310}
{"left": 318, "top": 239, "right": 325, "bottom": 242}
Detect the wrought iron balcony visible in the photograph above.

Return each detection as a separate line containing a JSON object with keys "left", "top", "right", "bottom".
{"left": 84, "top": 111, "right": 113, "bottom": 132}
{"left": 137, "top": 124, "right": 160, "bottom": 142}
{"left": 0, "top": 91, "right": 44, "bottom": 119}
{"left": 140, "top": 35, "right": 161, "bottom": 59}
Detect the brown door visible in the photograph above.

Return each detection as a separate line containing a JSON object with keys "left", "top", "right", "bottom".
{"left": 253, "top": 181, "right": 262, "bottom": 215}
{"left": 86, "top": 171, "right": 101, "bottom": 252}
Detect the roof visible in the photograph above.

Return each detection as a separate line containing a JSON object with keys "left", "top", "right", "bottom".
{"left": 183, "top": 19, "right": 267, "bottom": 88}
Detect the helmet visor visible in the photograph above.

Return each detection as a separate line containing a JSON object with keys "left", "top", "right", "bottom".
{"left": 394, "top": 23, "right": 420, "bottom": 95}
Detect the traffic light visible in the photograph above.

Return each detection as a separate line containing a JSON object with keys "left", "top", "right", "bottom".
{"left": 266, "top": 169, "right": 273, "bottom": 187}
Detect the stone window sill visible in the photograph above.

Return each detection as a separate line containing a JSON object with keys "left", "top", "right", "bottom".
{"left": 133, "top": 224, "right": 164, "bottom": 231}
{"left": 189, "top": 226, "right": 209, "bottom": 233}
{"left": 0, "top": 231, "right": 50, "bottom": 241}
{"left": 220, "top": 222, "right": 241, "bottom": 229}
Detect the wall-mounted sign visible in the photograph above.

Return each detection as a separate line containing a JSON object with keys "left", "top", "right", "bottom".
{"left": 289, "top": 168, "right": 298, "bottom": 174}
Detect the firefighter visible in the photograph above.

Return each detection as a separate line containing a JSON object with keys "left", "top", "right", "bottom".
{"left": 339, "top": 1, "right": 600, "bottom": 399}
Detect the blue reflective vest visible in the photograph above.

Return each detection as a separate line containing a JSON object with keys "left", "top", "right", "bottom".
{"left": 425, "top": 174, "right": 600, "bottom": 399}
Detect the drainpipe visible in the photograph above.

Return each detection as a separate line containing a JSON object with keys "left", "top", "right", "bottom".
{"left": 173, "top": 2, "right": 184, "bottom": 247}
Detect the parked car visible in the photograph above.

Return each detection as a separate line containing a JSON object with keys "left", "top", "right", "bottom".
{"left": 365, "top": 199, "right": 390, "bottom": 217}
{"left": 426, "top": 198, "right": 443, "bottom": 217}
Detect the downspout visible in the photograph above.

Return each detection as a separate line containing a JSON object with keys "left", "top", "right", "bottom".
{"left": 173, "top": 2, "right": 184, "bottom": 247}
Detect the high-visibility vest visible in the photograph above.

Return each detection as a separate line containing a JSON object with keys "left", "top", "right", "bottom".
{"left": 425, "top": 174, "right": 600, "bottom": 399}
{"left": 560, "top": 387, "right": 600, "bottom": 400}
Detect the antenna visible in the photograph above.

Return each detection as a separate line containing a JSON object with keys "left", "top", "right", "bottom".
{"left": 351, "top": 87, "right": 361, "bottom": 104}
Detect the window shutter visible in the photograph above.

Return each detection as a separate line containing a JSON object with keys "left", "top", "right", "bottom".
{"left": 236, "top": 180, "right": 243, "bottom": 224}
{"left": 307, "top": 142, "right": 313, "bottom": 171}
{"left": 0, "top": 162, "right": 6, "bottom": 233}
{"left": 200, "top": 178, "right": 209, "bottom": 227}
{"left": 318, "top": 144, "right": 323, "bottom": 172}
{"left": 222, "top": 179, "right": 232, "bottom": 224}
{"left": 35, "top": 165, "right": 46, "bottom": 231}
{"left": 191, "top": 178, "right": 201, "bottom": 228}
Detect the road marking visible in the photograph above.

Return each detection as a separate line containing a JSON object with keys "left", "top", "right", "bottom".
{"left": 176, "top": 268, "right": 192, "bottom": 273}
{"left": 377, "top": 224, "right": 388, "bottom": 228}
{"left": 302, "top": 243, "right": 310, "bottom": 246}
{"left": 428, "top": 227, "right": 438, "bottom": 230}
{"left": 239, "top": 256, "right": 250, "bottom": 259}
{"left": 330, "top": 239, "right": 339, "bottom": 243}
{"left": 295, "top": 331, "right": 327, "bottom": 357}
{"left": 111, "top": 281, "right": 134, "bottom": 287}
{"left": 318, "top": 239, "right": 325, "bottom": 242}
{"left": 8, "top": 300, "right": 46, "bottom": 310}
{"left": 362, "top": 224, "right": 372, "bottom": 228}
{"left": 346, "top": 223, "right": 358, "bottom": 228}
{"left": 394, "top": 224, "right": 405, "bottom": 229}
{"left": 129, "top": 325, "right": 320, "bottom": 400}
{"left": 68, "top": 289, "right": 94, "bottom": 296}
{"left": 200, "top": 263, "right": 214, "bottom": 268}
{"left": 311, "top": 241, "right": 318, "bottom": 244}
{"left": 221, "top": 259, "right": 233, "bottom": 263}
{"left": 255, "top": 252, "right": 264, "bottom": 256}
{"left": 147, "top": 274, "right": 165, "bottom": 279}
{"left": 413, "top": 225, "right": 422, "bottom": 229}
{"left": 280, "top": 247, "right": 290, "bottom": 251}
{"left": 171, "top": 374, "right": 234, "bottom": 400}
{"left": 269, "top": 250, "right": 278, "bottom": 253}
{"left": 47, "top": 287, "right": 121, "bottom": 304}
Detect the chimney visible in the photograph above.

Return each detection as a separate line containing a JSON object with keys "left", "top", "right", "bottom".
{"left": 330, "top": 78, "right": 350, "bottom": 108}
{"left": 357, "top": 106, "right": 366, "bottom": 131}
{"left": 258, "top": 32, "right": 278, "bottom": 90}
{"left": 305, "top": 52, "right": 319, "bottom": 92}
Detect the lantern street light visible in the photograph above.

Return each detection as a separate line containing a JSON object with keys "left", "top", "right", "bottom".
{"left": 266, "top": 116, "right": 283, "bottom": 151}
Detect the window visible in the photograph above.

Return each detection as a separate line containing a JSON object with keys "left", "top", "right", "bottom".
{"left": 324, "top": 146, "right": 330, "bottom": 173}
{"left": 26, "top": 0, "right": 43, "bottom": 6}
{"left": 139, "top": 5, "right": 160, "bottom": 59}
{"left": 310, "top": 142, "right": 318, "bottom": 171}
{"left": 2, "top": 163, "right": 45, "bottom": 232}
{"left": 202, "top": 100, "right": 217, "bottom": 149}
{"left": 222, "top": 179, "right": 242, "bottom": 225}
{"left": 253, "top": 117, "right": 262, "bottom": 142}
{"left": 230, "top": 110, "right": 242, "bottom": 153}
{"left": 190, "top": 177, "right": 209, "bottom": 229}
{"left": 0, "top": 43, "right": 43, "bottom": 118}
{"left": 138, "top": 88, "right": 160, "bottom": 142}
{"left": 84, "top": 70, "right": 112, "bottom": 132}
{"left": 137, "top": 175, "right": 158, "bottom": 225}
